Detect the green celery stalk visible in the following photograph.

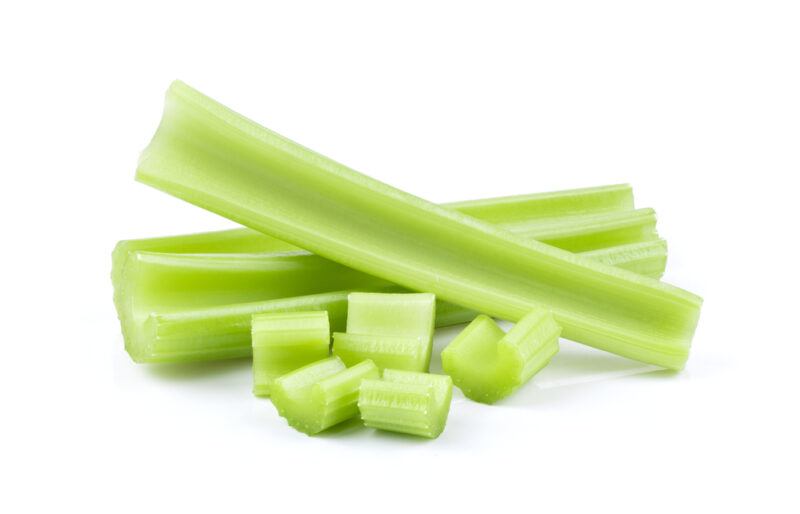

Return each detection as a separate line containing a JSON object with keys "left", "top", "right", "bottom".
{"left": 115, "top": 242, "right": 666, "bottom": 364}
{"left": 114, "top": 250, "right": 387, "bottom": 362}
{"left": 271, "top": 357, "right": 380, "bottom": 435}
{"left": 136, "top": 81, "right": 702, "bottom": 369}
{"left": 358, "top": 369, "right": 453, "bottom": 439}
{"left": 332, "top": 332, "right": 427, "bottom": 372}
{"left": 251, "top": 311, "right": 331, "bottom": 397}
{"left": 501, "top": 208, "right": 658, "bottom": 252}
{"left": 441, "top": 312, "right": 560, "bottom": 403}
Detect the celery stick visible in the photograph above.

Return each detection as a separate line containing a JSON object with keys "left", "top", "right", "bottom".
{"left": 358, "top": 369, "right": 453, "bottom": 438}
{"left": 251, "top": 311, "right": 331, "bottom": 397}
{"left": 332, "top": 332, "right": 427, "bottom": 372}
{"left": 137, "top": 81, "right": 702, "bottom": 369}
{"left": 271, "top": 357, "right": 379, "bottom": 435}
{"left": 117, "top": 240, "right": 665, "bottom": 363}
{"left": 501, "top": 208, "right": 658, "bottom": 252}
{"left": 582, "top": 239, "right": 668, "bottom": 279}
{"left": 442, "top": 312, "right": 560, "bottom": 403}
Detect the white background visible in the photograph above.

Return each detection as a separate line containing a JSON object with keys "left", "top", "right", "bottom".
{"left": 2, "top": 1, "right": 798, "bottom": 512}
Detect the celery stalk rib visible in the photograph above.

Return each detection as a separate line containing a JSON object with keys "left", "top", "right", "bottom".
{"left": 136, "top": 81, "right": 702, "bottom": 369}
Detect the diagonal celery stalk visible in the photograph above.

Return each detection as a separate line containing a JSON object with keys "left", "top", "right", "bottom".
{"left": 121, "top": 241, "right": 667, "bottom": 363}
{"left": 136, "top": 81, "right": 702, "bottom": 369}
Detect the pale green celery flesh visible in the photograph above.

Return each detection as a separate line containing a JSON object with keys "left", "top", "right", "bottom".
{"left": 251, "top": 311, "right": 330, "bottom": 397}
{"left": 332, "top": 332, "right": 427, "bottom": 372}
{"left": 136, "top": 81, "right": 702, "bottom": 369}
{"left": 442, "top": 312, "right": 560, "bottom": 403}
{"left": 358, "top": 369, "right": 453, "bottom": 438}
{"left": 271, "top": 357, "right": 379, "bottom": 435}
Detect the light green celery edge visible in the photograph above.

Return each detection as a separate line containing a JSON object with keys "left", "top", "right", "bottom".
{"left": 135, "top": 81, "right": 702, "bottom": 369}
{"left": 114, "top": 188, "right": 661, "bottom": 363}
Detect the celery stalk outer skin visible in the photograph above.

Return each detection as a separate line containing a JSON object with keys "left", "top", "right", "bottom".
{"left": 136, "top": 81, "right": 702, "bottom": 369}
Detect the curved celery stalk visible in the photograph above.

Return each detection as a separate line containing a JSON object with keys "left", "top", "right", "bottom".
{"left": 332, "top": 332, "right": 427, "bottom": 372}
{"left": 358, "top": 369, "right": 453, "bottom": 438}
{"left": 251, "top": 311, "right": 331, "bottom": 397}
{"left": 136, "top": 81, "right": 702, "bottom": 369}
{"left": 442, "top": 312, "right": 560, "bottom": 403}
{"left": 271, "top": 357, "right": 379, "bottom": 435}
{"left": 117, "top": 241, "right": 667, "bottom": 362}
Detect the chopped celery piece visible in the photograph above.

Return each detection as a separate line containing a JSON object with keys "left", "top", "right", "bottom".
{"left": 442, "top": 312, "right": 560, "bottom": 403}
{"left": 137, "top": 81, "right": 702, "bottom": 369}
{"left": 251, "top": 311, "right": 331, "bottom": 397}
{"left": 344, "top": 292, "right": 436, "bottom": 370}
{"left": 358, "top": 369, "right": 453, "bottom": 439}
{"left": 271, "top": 357, "right": 379, "bottom": 435}
{"left": 332, "top": 332, "right": 427, "bottom": 372}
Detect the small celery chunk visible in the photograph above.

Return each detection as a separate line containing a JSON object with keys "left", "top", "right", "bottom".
{"left": 251, "top": 311, "right": 331, "bottom": 397}
{"left": 358, "top": 369, "right": 453, "bottom": 439}
{"left": 336, "top": 292, "right": 436, "bottom": 371}
{"left": 271, "top": 357, "right": 379, "bottom": 435}
{"left": 332, "top": 332, "right": 427, "bottom": 371}
{"left": 441, "top": 311, "right": 561, "bottom": 404}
